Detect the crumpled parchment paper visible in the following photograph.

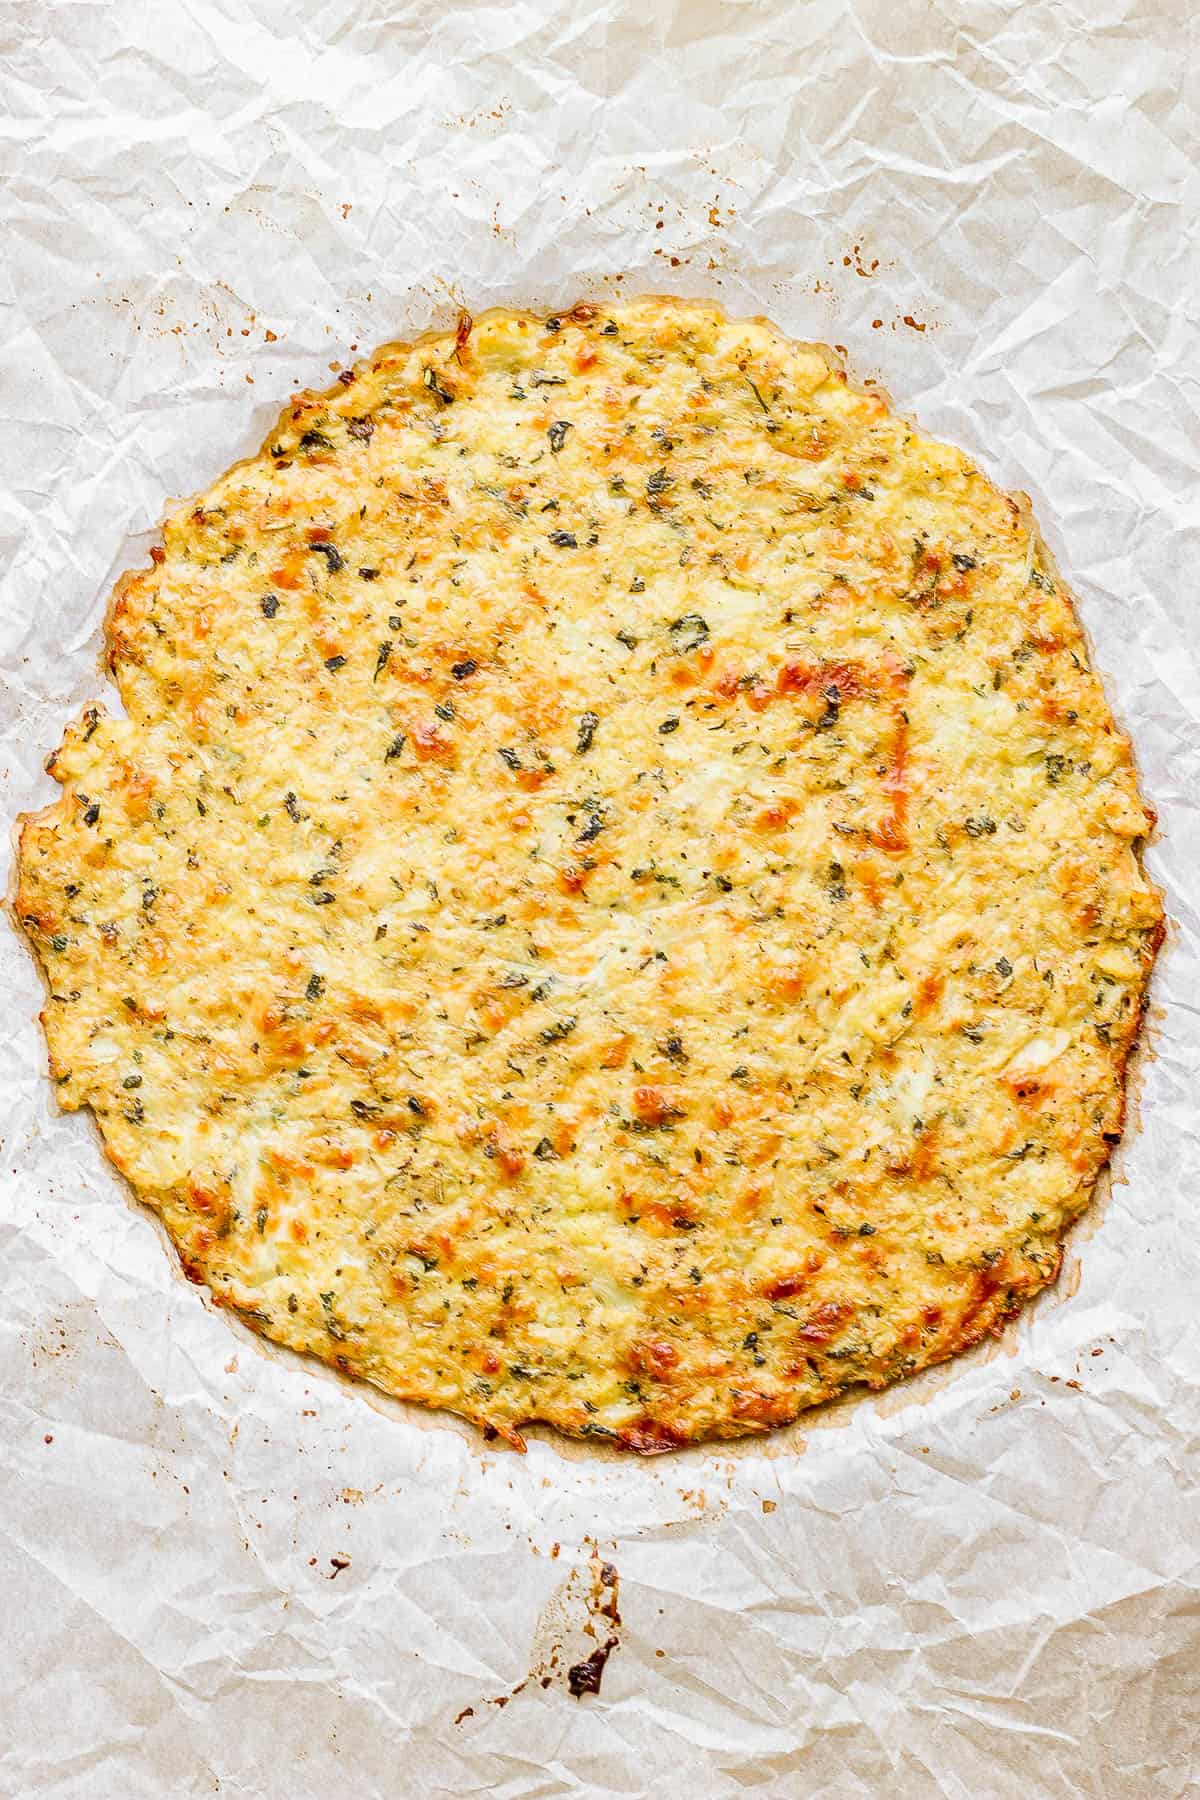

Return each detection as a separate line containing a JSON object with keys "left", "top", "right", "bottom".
{"left": 2, "top": 2, "right": 1197, "bottom": 1794}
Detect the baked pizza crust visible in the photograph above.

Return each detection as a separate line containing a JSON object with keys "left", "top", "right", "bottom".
{"left": 15, "top": 296, "right": 1163, "bottom": 1450}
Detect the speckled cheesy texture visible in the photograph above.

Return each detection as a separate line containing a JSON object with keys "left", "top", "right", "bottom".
{"left": 16, "top": 297, "right": 1163, "bottom": 1451}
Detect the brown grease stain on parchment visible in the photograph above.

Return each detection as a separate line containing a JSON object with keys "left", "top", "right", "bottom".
{"left": 453, "top": 1544, "right": 622, "bottom": 1724}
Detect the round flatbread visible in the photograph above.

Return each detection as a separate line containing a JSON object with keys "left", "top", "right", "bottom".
{"left": 17, "top": 297, "right": 1162, "bottom": 1451}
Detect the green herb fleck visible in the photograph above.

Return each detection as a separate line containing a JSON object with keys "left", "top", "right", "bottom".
{"left": 423, "top": 366, "right": 455, "bottom": 406}
{"left": 539, "top": 1017, "right": 577, "bottom": 1045}
{"left": 744, "top": 376, "right": 771, "bottom": 413}
{"left": 668, "top": 613, "right": 709, "bottom": 652}
{"left": 576, "top": 711, "right": 599, "bottom": 755}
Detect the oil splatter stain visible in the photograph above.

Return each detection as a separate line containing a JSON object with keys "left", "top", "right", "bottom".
{"left": 843, "top": 243, "right": 880, "bottom": 276}
{"left": 454, "top": 1544, "right": 623, "bottom": 1721}
{"left": 568, "top": 1637, "right": 619, "bottom": 1697}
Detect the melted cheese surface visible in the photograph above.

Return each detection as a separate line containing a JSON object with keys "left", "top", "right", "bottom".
{"left": 17, "top": 298, "right": 1162, "bottom": 1450}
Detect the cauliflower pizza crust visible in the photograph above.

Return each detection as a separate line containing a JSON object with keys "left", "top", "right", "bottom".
{"left": 16, "top": 297, "right": 1163, "bottom": 1452}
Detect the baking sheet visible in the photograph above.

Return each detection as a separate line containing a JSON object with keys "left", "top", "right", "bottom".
{"left": 2, "top": 1, "right": 1198, "bottom": 1793}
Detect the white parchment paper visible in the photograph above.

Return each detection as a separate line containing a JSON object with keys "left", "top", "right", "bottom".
{"left": 2, "top": 2, "right": 1197, "bottom": 1794}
